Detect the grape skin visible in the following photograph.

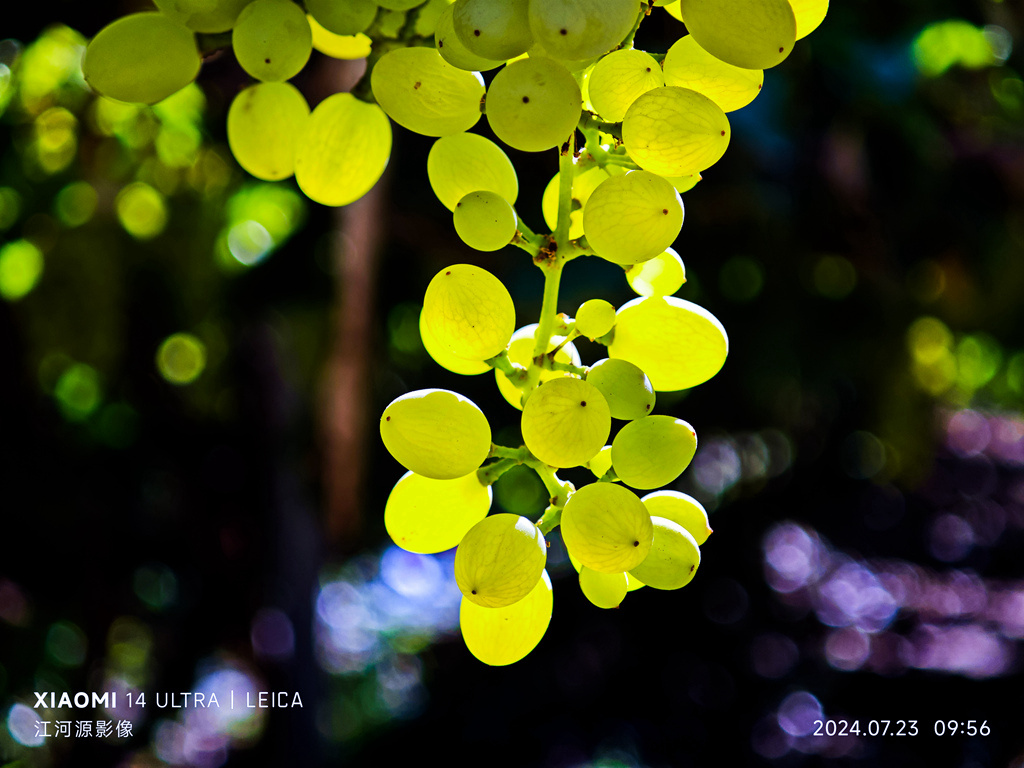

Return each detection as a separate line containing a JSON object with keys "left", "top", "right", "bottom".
{"left": 625, "top": 248, "right": 686, "bottom": 297}
{"left": 520, "top": 377, "right": 611, "bottom": 468}
{"left": 528, "top": 0, "right": 640, "bottom": 62}
{"left": 663, "top": 36, "right": 763, "bottom": 113}
{"left": 227, "top": 82, "right": 309, "bottom": 181}
{"left": 579, "top": 566, "right": 628, "bottom": 609}
{"left": 586, "top": 358, "right": 655, "bottom": 420}
{"left": 628, "top": 516, "right": 701, "bottom": 590}
{"left": 232, "top": 0, "right": 312, "bottom": 83}
{"left": 485, "top": 57, "right": 582, "bottom": 153}
{"left": 460, "top": 570, "right": 553, "bottom": 665}
{"left": 454, "top": 513, "right": 547, "bottom": 608}
{"left": 427, "top": 132, "right": 519, "bottom": 212}
{"left": 640, "top": 490, "right": 712, "bottom": 545}
{"left": 385, "top": 471, "right": 492, "bottom": 553}
{"left": 422, "top": 264, "right": 516, "bottom": 361}
{"left": 453, "top": 0, "right": 533, "bottom": 60}
{"left": 453, "top": 191, "right": 518, "bottom": 251}
{"left": 435, "top": 2, "right": 505, "bottom": 72}
{"left": 587, "top": 48, "right": 665, "bottom": 123}
{"left": 582, "top": 171, "right": 683, "bottom": 265}
{"left": 560, "top": 482, "right": 653, "bottom": 573}
{"left": 677, "top": 0, "right": 797, "bottom": 70}
{"left": 611, "top": 415, "right": 697, "bottom": 489}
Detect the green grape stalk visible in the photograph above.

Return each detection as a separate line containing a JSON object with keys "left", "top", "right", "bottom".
{"left": 80, "top": 0, "right": 829, "bottom": 666}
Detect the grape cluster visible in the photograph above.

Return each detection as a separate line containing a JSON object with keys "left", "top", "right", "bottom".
{"left": 81, "top": 0, "right": 828, "bottom": 665}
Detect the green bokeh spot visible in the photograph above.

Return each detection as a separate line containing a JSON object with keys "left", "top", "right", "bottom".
{"left": 157, "top": 333, "right": 207, "bottom": 385}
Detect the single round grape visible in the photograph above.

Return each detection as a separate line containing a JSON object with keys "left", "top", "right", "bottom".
{"left": 640, "top": 490, "right": 712, "bottom": 545}
{"left": 586, "top": 358, "right": 655, "bottom": 420}
{"left": 622, "top": 87, "right": 730, "bottom": 177}
{"left": 677, "top": 0, "right": 796, "bottom": 70}
{"left": 664, "top": 36, "right": 763, "bottom": 113}
{"left": 453, "top": 191, "right": 518, "bottom": 251}
{"left": 454, "top": 513, "right": 547, "bottom": 607}
{"left": 153, "top": 0, "right": 254, "bottom": 33}
{"left": 232, "top": 0, "right": 312, "bottom": 82}
{"left": 485, "top": 57, "right": 581, "bottom": 152}
{"left": 575, "top": 299, "right": 616, "bottom": 339}
{"left": 496, "top": 325, "right": 581, "bottom": 410}
{"left": 422, "top": 264, "right": 516, "bottom": 361}
{"left": 609, "top": 296, "right": 728, "bottom": 391}
{"left": 83, "top": 13, "right": 201, "bottom": 105}
{"left": 588, "top": 445, "right": 613, "bottom": 479}
{"left": 306, "top": 0, "right": 377, "bottom": 35}
{"left": 460, "top": 569, "right": 552, "bottom": 665}
{"left": 419, "top": 309, "right": 491, "bottom": 375}
{"left": 308, "top": 16, "right": 372, "bottom": 59}
{"left": 452, "top": 0, "right": 533, "bottom": 60}
{"left": 790, "top": 0, "right": 829, "bottom": 39}
{"left": 371, "top": 47, "right": 484, "bottom": 137}
{"left": 625, "top": 248, "right": 686, "bottom": 297}
{"left": 380, "top": 388, "right": 492, "bottom": 479}
{"left": 227, "top": 82, "right": 309, "bottom": 181}
{"left": 587, "top": 48, "right": 665, "bottom": 122}
{"left": 561, "top": 482, "right": 653, "bottom": 573}
{"left": 427, "top": 133, "right": 518, "bottom": 212}
{"left": 521, "top": 377, "right": 610, "bottom": 468}
{"left": 579, "top": 566, "right": 628, "bottom": 609}
{"left": 611, "top": 415, "right": 697, "bottom": 489}
{"left": 385, "top": 471, "right": 492, "bottom": 553}
{"left": 582, "top": 171, "right": 683, "bottom": 265}
{"left": 629, "top": 516, "right": 700, "bottom": 590}
{"left": 541, "top": 166, "right": 609, "bottom": 240}
{"left": 294, "top": 93, "right": 391, "bottom": 206}
{"left": 435, "top": 2, "right": 504, "bottom": 71}
{"left": 528, "top": 0, "right": 639, "bottom": 61}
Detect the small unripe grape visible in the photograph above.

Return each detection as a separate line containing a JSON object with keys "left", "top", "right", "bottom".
{"left": 575, "top": 299, "right": 616, "bottom": 339}
{"left": 453, "top": 191, "right": 518, "bottom": 252}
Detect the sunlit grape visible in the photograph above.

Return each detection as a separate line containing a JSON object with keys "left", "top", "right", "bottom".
{"left": 528, "top": 0, "right": 640, "bottom": 62}
{"left": 640, "top": 490, "right": 712, "bottom": 545}
{"left": 561, "top": 482, "right": 652, "bottom": 573}
{"left": 485, "top": 57, "right": 581, "bottom": 152}
{"left": 227, "top": 82, "right": 309, "bottom": 181}
{"left": 625, "top": 248, "right": 686, "bottom": 297}
{"left": 232, "top": 0, "right": 312, "bottom": 82}
{"left": 453, "top": 191, "right": 518, "bottom": 251}
{"left": 677, "top": 0, "right": 797, "bottom": 70}
{"left": 460, "top": 570, "right": 552, "bottom": 665}
{"left": 583, "top": 171, "right": 683, "bottom": 265}
{"left": 629, "top": 516, "right": 701, "bottom": 590}
{"left": 586, "top": 358, "right": 655, "bottom": 420}
{"left": 663, "top": 36, "right": 763, "bottom": 112}
{"left": 611, "top": 415, "right": 697, "bottom": 489}
{"left": 385, "top": 471, "right": 492, "bottom": 553}
{"left": 521, "top": 377, "right": 610, "bottom": 468}
{"left": 306, "top": 0, "right": 377, "bottom": 35}
{"left": 427, "top": 132, "right": 518, "bottom": 211}
{"left": 579, "top": 566, "right": 628, "bottom": 609}
{"left": 587, "top": 48, "right": 664, "bottom": 122}
{"left": 453, "top": 0, "right": 533, "bottom": 60}
{"left": 455, "top": 513, "right": 547, "bottom": 607}
{"left": 435, "top": 2, "right": 504, "bottom": 72}
{"left": 422, "top": 264, "right": 515, "bottom": 361}
{"left": 575, "top": 299, "right": 616, "bottom": 339}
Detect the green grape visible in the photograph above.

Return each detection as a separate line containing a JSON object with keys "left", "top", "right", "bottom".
{"left": 414, "top": 0, "right": 453, "bottom": 36}
{"left": 422, "top": 264, "right": 516, "bottom": 360}
{"left": 521, "top": 377, "right": 610, "bottom": 468}
{"left": 609, "top": 296, "right": 728, "bottom": 391}
{"left": 790, "top": 0, "right": 829, "bottom": 39}
{"left": 588, "top": 445, "right": 613, "bottom": 479}
{"left": 380, "top": 388, "right": 492, "bottom": 479}
{"left": 232, "top": 0, "right": 312, "bottom": 82}
{"left": 385, "top": 470, "right": 492, "bottom": 553}
{"left": 485, "top": 57, "right": 581, "bottom": 152}
{"left": 640, "top": 490, "right": 711, "bottom": 544}
{"left": 82, "top": 13, "right": 201, "bottom": 105}
{"left": 541, "top": 166, "right": 609, "bottom": 240}
{"left": 528, "top": 0, "right": 639, "bottom": 61}
{"left": 628, "top": 516, "right": 700, "bottom": 590}
{"left": 371, "top": 47, "right": 485, "bottom": 137}
{"left": 378, "top": 0, "right": 423, "bottom": 9}
{"left": 663, "top": 174, "right": 702, "bottom": 193}
{"left": 496, "top": 324, "right": 580, "bottom": 410}
{"left": 452, "top": 0, "right": 533, "bottom": 60}
{"left": 227, "top": 82, "right": 309, "bottom": 181}
{"left": 575, "top": 299, "right": 616, "bottom": 339}
{"left": 435, "top": 3, "right": 504, "bottom": 72}
{"left": 622, "top": 87, "right": 730, "bottom": 177}
{"left": 454, "top": 513, "right": 547, "bottom": 607}
{"left": 626, "top": 572, "right": 645, "bottom": 591}
{"left": 294, "top": 93, "right": 391, "bottom": 206}
{"left": 427, "top": 133, "right": 518, "bottom": 212}
{"left": 579, "top": 566, "right": 628, "bottom": 609}
{"left": 153, "top": 0, "right": 255, "bottom": 33}
{"left": 611, "top": 415, "right": 696, "bottom": 489}
{"left": 560, "top": 482, "right": 652, "bottom": 573}
{"left": 419, "top": 308, "right": 491, "bottom": 375}
{"left": 625, "top": 248, "right": 686, "bottom": 297}
{"left": 677, "top": 0, "right": 796, "bottom": 70}
{"left": 306, "top": 0, "right": 377, "bottom": 35}
{"left": 453, "top": 191, "right": 518, "bottom": 251}
{"left": 460, "top": 569, "right": 552, "bottom": 665}
{"left": 376, "top": 8, "right": 408, "bottom": 36}
{"left": 662, "top": 0, "right": 683, "bottom": 21}
{"left": 586, "top": 358, "right": 655, "bottom": 420}
{"left": 582, "top": 171, "right": 683, "bottom": 265}
{"left": 587, "top": 49, "right": 664, "bottom": 122}
{"left": 309, "top": 16, "right": 372, "bottom": 58}
{"left": 663, "top": 36, "right": 763, "bottom": 113}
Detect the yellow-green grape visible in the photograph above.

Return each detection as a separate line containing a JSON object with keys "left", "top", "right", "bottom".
{"left": 496, "top": 324, "right": 580, "bottom": 410}
{"left": 376, "top": 8, "right": 408, "bottom": 36}
{"left": 153, "top": 0, "right": 255, "bottom": 33}
{"left": 586, "top": 358, "right": 655, "bottom": 420}
{"left": 82, "top": 13, "right": 201, "bottom": 105}
{"left": 485, "top": 57, "right": 581, "bottom": 152}
{"left": 380, "top": 388, "right": 492, "bottom": 479}
{"left": 294, "top": 93, "right": 391, "bottom": 206}
{"left": 588, "top": 445, "right": 613, "bottom": 478}
{"left": 790, "top": 0, "right": 829, "bottom": 39}
{"left": 460, "top": 569, "right": 553, "bottom": 665}
{"left": 625, "top": 248, "right": 686, "bottom": 297}
{"left": 640, "top": 490, "right": 711, "bottom": 544}
{"left": 435, "top": 2, "right": 504, "bottom": 72}
{"left": 378, "top": 0, "right": 423, "bottom": 9}
{"left": 663, "top": 174, "right": 701, "bottom": 193}
{"left": 306, "top": 0, "right": 377, "bottom": 35}
{"left": 622, "top": 87, "right": 730, "bottom": 177}
{"left": 661, "top": 0, "right": 683, "bottom": 21}
{"left": 575, "top": 299, "right": 616, "bottom": 339}
{"left": 385, "top": 470, "right": 492, "bottom": 553}
{"left": 453, "top": 191, "right": 518, "bottom": 251}
{"left": 422, "top": 264, "right": 516, "bottom": 360}
{"left": 232, "top": 0, "right": 312, "bottom": 82}
{"left": 663, "top": 36, "right": 763, "bottom": 113}
{"left": 427, "top": 133, "right": 518, "bottom": 212}
{"left": 626, "top": 572, "right": 645, "bottom": 591}
{"left": 454, "top": 513, "right": 547, "bottom": 607}
{"left": 582, "top": 171, "right": 683, "bottom": 266}
{"left": 677, "top": 0, "right": 796, "bottom": 70}
{"left": 579, "top": 566, "right": 628, "bottom": 609}
{"left": 371, "top": 47, "right": 485, "bottom": 137}
{"left": 453, "top": 0, "right": 533, "bottom": 60}
{"left": 521, "top": 377, "right": 610, "bottom": 468}
{"left": 309, "top": 16, "right": 372, "bottom": 59}
{"left": 419, "top": 308, "right": 491, "bottom": 375}
{"left": 612, "top": 415, "right": 697, "bottom": 489}
{"left": 610, "top": 296, "right": 728, "bottom": 391}
{"left": 560, "top": 482, "right": 652, "bottom": 573}
{"left": 541, "top": 166, "right": 609, "bottom": 240}
{"left": 628, "top": 516, "right": 700, "bottom": 590}
{"left": 528, "top": 0, "right": 640, "bottom": 61}
{"left": 587, "top": 49, "right": 665, "bottom": 122}
{"left": 227, "top": 82, "right": 309, "bottom": 181}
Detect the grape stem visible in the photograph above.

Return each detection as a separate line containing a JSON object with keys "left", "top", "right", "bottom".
{"left": 476, "top": 458, "right": 519, "bottom": 486}
{"left": 485, "top": 350, "right": 528, "bottom": 383}
{"left": 488, "top": 444, "right": 531, "bottom": 461}
{"left": 525, "top": 462, "right": 573, "bottom": 533}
